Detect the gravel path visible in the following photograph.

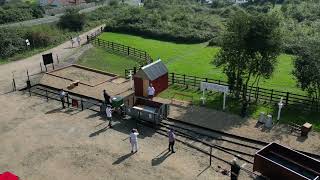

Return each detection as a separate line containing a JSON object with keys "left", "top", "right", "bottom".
{"left": 0, "top": 25, "right": 104, "bottom": 94}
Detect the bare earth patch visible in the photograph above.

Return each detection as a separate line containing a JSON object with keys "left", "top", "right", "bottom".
{"left": 0, "top": 92, "right": 234, "bottom": 180}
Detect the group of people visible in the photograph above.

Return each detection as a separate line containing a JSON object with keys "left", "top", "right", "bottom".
{"left": 129, "top": 128, "right": 176, "bottom": 154}
{"left": 70, "top": 36, "right": 81, "bottom": 48}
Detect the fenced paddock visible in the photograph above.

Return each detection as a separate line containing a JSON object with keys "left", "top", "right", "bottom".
{"left": 125, "top": 68, "right": 320, "bottom": 112}
{"left": 86, "top": 28, "right": 153, "bottom": 66}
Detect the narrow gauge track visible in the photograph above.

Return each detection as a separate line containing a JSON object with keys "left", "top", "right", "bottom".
{"left": 166, "top": 117, "right": 320, "bottom": 161}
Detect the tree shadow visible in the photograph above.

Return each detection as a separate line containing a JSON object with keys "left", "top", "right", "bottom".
{"left": 112, "top": 152, "right": 135, "bottom": 165}
{"left": 151, "top": 149, "right": 172, "bottom": 166}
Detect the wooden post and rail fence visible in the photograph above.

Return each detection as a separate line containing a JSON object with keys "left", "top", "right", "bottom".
{"left": 125, "top": 68, "right": 320, "bottom": 112}
{"left": 87, "top": 27, "right": 153, "bottom": 65}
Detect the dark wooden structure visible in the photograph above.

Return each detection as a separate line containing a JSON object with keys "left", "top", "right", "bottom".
{"left": 134, "top": 60, "right": 168, "bottom": 97}
{"left": 254, "top": 142, "right": 320, "bottom": 180}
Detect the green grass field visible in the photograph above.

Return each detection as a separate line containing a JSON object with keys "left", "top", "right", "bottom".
{"left": 98, "top": 32, "right": 303, "bottom": 95}
{"left": 78, "top": 47, "right": 139, "bottom": 75}
{"left": 77, "top": 33, "right": 320, "bottom": 130}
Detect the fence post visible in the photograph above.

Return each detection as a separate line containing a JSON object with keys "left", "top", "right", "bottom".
{"left": 286, "top": 92, "right": 289, "bottom": 105}
{"left": 172, "top": 73, "right": 175, "bottom": 84}
{"left": 98, "top": 38, "right": 100, "bottom": 46}
{"left": 183, "top": 74, "right": 186, "bottom": 85}
{"left": 218, "top": 80, "right": 221, "bottom": 85}
{"left": 210, "top": 147, "right": 212, "bottom": 166}
{"left": 133, "top": 67, "right": 137, "bottom": 74}
{"left": 256, "top": 87, "right": 260, "bottom": 102}
{"left": 81, "top": 99, "right": 84, "bottom": 111}
{"left": 67, "top": 94, "right": 70, "bottom": 107}
{"left": 127, "top": 47, "right": 130, "bottom": 55}
{"left": 112, "top": 42, "right": 114, "bottom": 51}
{"left": 87, "top": 35, "right": 89, "bottom": 43}
{"left": 206, "top": 78, "right": 208, "bottom": 82}
{"left": 270, "top": 89, "right": 274, "bottom": 103}
{"left": 12, "top": 78, "right": 16, "bottom": 91}
{"left": 40, "top": 62, "right": 43, "bottom": 72}
{"left": 194, "top": 76, "right": 196, "bottom": 87}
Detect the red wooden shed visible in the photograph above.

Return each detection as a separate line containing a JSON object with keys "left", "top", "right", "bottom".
{"left": 134, "top": 60, "right": 168, "bottom": 97}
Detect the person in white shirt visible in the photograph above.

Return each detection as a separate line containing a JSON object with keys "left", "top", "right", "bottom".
{"left": 76, "top": 36, "right": 81, "bottom": 46}
{"left": 106, "top": 105, "right": 113, "bottom": 128}
{"left": 59, "top": 89, "right": 66, "bottom": 109}
{"left": 147, "top": 83, "right": 155, "bottom": 100}
{"left": 129, "top": 128, "right": 139, "bottom": 153}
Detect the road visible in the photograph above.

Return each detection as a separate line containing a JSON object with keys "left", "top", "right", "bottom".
{"left": 0, "top": 0, "right": 141, "bottom": 28}
{"left": 0, "top": 3, "right": 107, "bottom": 28}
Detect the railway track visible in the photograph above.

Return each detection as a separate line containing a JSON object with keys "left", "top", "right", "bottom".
{"left": 137, "top": 117, "right": 320, "bottom": 179}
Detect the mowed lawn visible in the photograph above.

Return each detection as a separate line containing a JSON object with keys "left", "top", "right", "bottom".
{"left": 86, "top": 32, "right": 303, "bottom": 94}
{"left": 78, "top": 47, "right": 139, "bottom": 75}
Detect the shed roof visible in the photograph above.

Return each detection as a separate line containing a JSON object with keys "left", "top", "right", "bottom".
{"left": 134, "top": 60, "right": 168, "bottom": 81}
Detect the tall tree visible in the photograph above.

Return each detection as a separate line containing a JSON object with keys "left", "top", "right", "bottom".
{"left": 293, "top": 39, "right": 320, "bottom": 99}
{"left": 214, "top": 11, "right": 282, "bottom": 114}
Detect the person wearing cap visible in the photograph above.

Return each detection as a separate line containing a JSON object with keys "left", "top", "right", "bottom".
{"left": 147, "top": 83, "right": 155, "bottom": 100}
{"left": 106, "top": 105, "right": 113, "bottom": 128}
{"left": 231, "top": 158, "right": 240, "bottom": 180}
{"left": 129, "top": 129, "right": 139, "bottom": 153}
{"left": 168, "top": 129, "right": 176, "bottom": 153}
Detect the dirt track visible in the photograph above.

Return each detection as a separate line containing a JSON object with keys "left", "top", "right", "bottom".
{"left": 0, "top": 25, "right": 104, "bottom": 94}
{"left": 0, "top": 92, "right": 235, "bottom": 180}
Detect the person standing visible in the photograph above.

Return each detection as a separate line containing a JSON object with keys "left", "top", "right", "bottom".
{"left": 103, "top": 90, "right": 111, "bottom": 105}
{"left": 168, "top": 129, "right": 176, "bottom": 153}
{"left": 70, "top": 37, "right": 75, "bottom": 48}
{"left": 147, "top": 83, "right": 155, "bottom": 100}
{"left": 130, "top": 129, "right": 139, "bottom": 153}
{"left": 106, "top": 105, "right": 113, "bottom": 128}
{"left": 77, "top": 36, "right": 81, "bottom": 46}
{"left": 59, "top": 89, "right": 66, "bottom": 109}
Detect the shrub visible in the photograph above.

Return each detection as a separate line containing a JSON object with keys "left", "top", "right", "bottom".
{"left": 58, "top": 9, "right": 86, "bottom": 31}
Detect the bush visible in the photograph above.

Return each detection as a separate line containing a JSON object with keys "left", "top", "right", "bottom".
{"left": 0, "top": 3, "right": 44, "bottom": 24}
{"left": 25, "top": 31, "right": 52, "bottom": 48}
{"left": 58, "top": 9, "right": 86, "bottom": 31}
{"left": 0, "top": 28, "right": 26, "bottom": 59}
{"left": 109, "top": 0, "right": 118, "bottom": 6}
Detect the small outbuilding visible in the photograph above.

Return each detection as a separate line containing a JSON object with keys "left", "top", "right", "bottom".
{"left": 134, "top": 60, "right": 168, "bottom": 97}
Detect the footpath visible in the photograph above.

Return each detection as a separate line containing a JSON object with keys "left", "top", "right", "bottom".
{"left": 0, "top": 25, "right": 104, "bottom": 94}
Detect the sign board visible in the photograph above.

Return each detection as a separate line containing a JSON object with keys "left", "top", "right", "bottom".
{"left": 200, "top": 82, "right": 229, "bottom": 93}
{"left": 42, "top": 53, "right": 53, "bottom": 65}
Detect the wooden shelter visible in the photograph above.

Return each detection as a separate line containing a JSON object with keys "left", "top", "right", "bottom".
{"left": 134, "top": 60, "right": 168, "bottom": 97}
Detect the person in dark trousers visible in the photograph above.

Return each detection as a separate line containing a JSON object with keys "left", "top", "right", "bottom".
{"left": 103, "top": 90, "right": 111, "bottom": 105}
{"left": 168, "top": 129, "right": 176, "bottom": 153}
{"left": 106, "top": 105, "right": 113, "bottom": 128}
{"left": 231, "top": 158, "right": 240, "bottom": 180}
{"left": 59, "top": 89, "right": 66, "bottom": 109}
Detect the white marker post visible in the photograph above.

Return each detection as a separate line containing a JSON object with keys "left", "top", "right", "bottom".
{"left": 129, "top": 70, "right": 133, "bottom": 90}
{"left": 277, "top": 97, "right": 284, "bottom": 121}
{"left": 200, "top": 89, "right": 206, "bottom": 105}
